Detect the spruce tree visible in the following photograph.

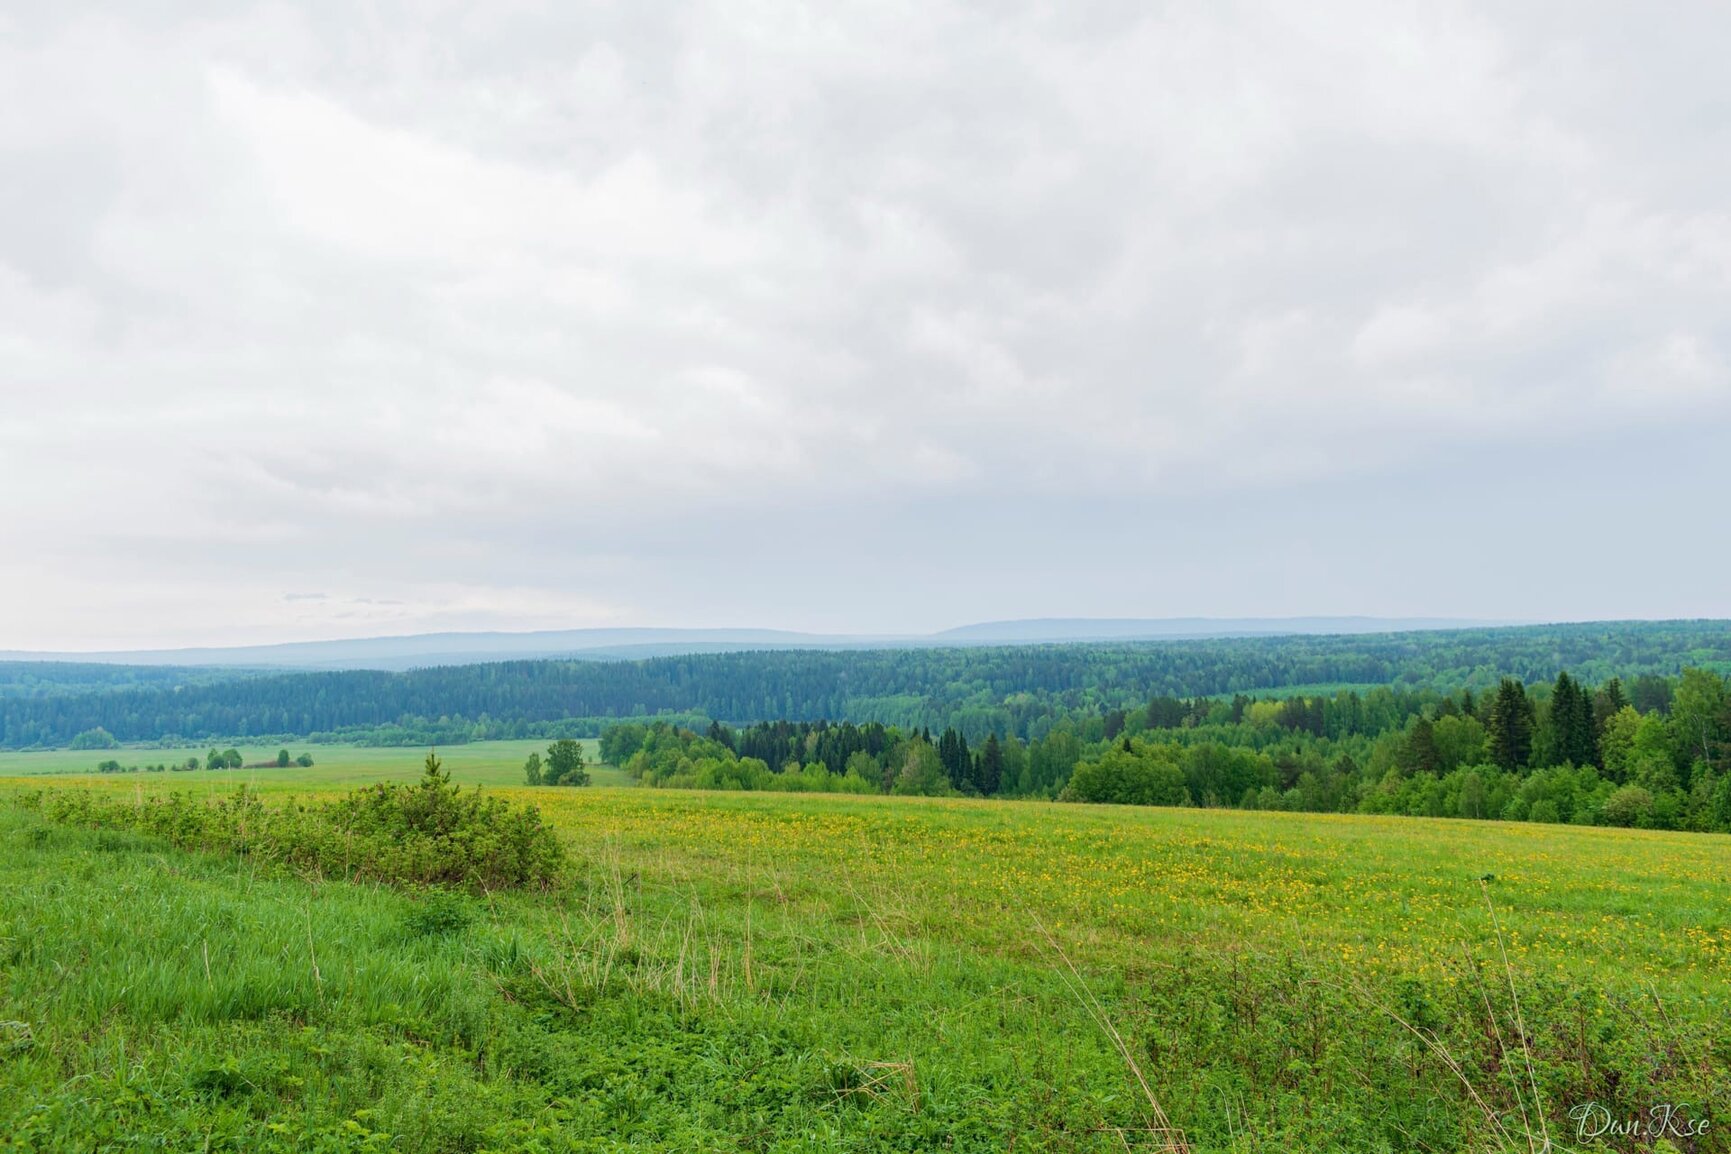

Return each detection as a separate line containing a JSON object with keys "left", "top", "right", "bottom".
{"left": 937, "top": 728, "right": 972, "bottom": 791}
{"left": 1488, "top": 678, "right": 1536, "bottom": 769}
{"left": 979, "top": 732, "right": 1004, "bottom": 796}
{"left": 1404, "top": 717, "right": 1441, "bottom": 774}
{"left": 1557, "top": 673, "right": 1597, "bottom": 767}
{"left": 1593, "top": 677, "right": 1628, "bottom": 738}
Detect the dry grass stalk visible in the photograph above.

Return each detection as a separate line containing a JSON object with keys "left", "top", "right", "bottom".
{"left": 1033, "top": 915, "right": 1189, "bottom": 1154}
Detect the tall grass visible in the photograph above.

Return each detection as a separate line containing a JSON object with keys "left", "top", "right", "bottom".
{"left": 3, "top": 784, "right": 1728, "bottom": 1151}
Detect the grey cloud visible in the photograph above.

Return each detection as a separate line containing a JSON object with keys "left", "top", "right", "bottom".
{"left": 1, "top": 1, "right": 1728, "bottom": 646}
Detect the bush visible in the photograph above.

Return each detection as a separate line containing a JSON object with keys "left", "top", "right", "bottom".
{"left": 1061, "top": 742, "right": 1190, "bottom": 806}
{"left": 69, "top": 727, "right": 120, "bottom": 751}
{"left": 39, "top": 751, "right": 567, "bottom": 891}
{"left": 1599, "top": 785, "right": 1654, "bottom": 828}
{"left": 403, "top": 890, "right": 475, "bottom": 938}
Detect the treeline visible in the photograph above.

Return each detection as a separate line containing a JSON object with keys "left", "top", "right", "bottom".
{"left": 94, "top": 748, "right": 315, "bottom": 775}
{"left": 598, "top": 666, "right": 1731, "bottom": 832}
{"left": 2, "top": 621, "right": 1728, "bottom": 748}
{"left": 45, "top": 714, "right": 716, "bottom": 754}
{"left": 0, "top": 661, "right": 252, "bottom": 701}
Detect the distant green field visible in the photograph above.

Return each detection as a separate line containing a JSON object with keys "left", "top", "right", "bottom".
{"left": 0, "top": 738, "right": 623, "bottom": 791}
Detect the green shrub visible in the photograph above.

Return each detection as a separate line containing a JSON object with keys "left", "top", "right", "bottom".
{"left": 1061, "top": 742, "right": 1190, "bottom": 806}
{"left": 39, "top": 752, "right": 566, "bottom": 891}
{"left": 403, "top": 890, "right": 475, "bottom": 938}
{"left": 68, "top": 727, "right": 120, "bottom": 750}
{"left": 1600, "top": 784, "right": 1654, "bottom": 827}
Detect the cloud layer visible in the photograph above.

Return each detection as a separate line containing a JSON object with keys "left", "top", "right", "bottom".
{"left": 3, "top": 1, "right": 1729, "bottom": 647}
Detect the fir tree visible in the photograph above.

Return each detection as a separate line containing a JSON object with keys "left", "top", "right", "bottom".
{"left": 1593, "top": 677, "right": 1628, "bottom": 738}
{"left": 937, "top": 728, "right": 972, "bottom": 791}
{"left": 978, "top": 732, "right": 1004, "bottom": 796}
{"left": 1549, "top": 672, "right": 1597, "bottom": 768}
{"left": 1488, "top": 678, "right": 1536, "bottom": 769}
{"left": 1404, "top": 717, "right": 1441, "bottom": 774}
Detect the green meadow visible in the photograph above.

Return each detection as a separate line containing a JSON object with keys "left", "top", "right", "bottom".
{"left": 1, "top": 769, "right": 1726, "bottom": 1151}
{"left": 0, "top": 739, "right": 619, "bottom": 792}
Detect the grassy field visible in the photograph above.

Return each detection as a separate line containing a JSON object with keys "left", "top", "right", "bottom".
{"left": 1, "top": 770, "right": 1726, "bottom": 1151}
{"left": 0, "top": 738, "right": 621, "bottom": 791}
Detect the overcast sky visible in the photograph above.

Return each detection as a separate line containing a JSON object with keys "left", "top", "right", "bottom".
{"left": 3, "top": 2, "right": 1729, "bottom": 650}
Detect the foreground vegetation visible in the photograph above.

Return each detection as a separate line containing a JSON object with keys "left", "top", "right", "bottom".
{"left": 25, "top": 752, "right": 567, "bottom": 891}
{"left": 1, "top": 770, "right": 1726, "bottom": 1150}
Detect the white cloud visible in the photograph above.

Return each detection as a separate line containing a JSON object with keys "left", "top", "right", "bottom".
{"left": 1, "top": 0, "right": 1730, "bottom": 645}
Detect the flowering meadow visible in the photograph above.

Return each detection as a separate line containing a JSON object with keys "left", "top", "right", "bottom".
{"left": 2, "top": 773, "right": 1726, "bottom": 1150}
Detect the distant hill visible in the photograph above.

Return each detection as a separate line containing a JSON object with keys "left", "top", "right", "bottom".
{"left": 933, "top": 617, "right": 1514, "bottom": 642}
{"left": 1, "top": 617, "right": 1512, "bottom": 672}
{"left": 0, "top": 628, "right": 877, "bottom": 672}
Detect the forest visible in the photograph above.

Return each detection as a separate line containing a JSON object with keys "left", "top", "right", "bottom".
{"left": 596, "top": 665, "right": 1731, "bottom": 833}
{"left": 1, "top": 619, "right": 1727, "bottom": 748}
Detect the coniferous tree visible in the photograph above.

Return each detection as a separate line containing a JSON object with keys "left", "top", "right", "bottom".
{"left": 1146, "top": 696, "right": 1187, "bottom": 729}
{"left": 1629, "top": 674, "right": 1673, "bottom": 715}
{"left": 937, "top": 728, "right": 972, "bottom": 791}
{"left": 1403, "top": 717, "right": 1442, "bottom": 774}
{"left": 1548, "top": 672, "right": 1597, "bottom": 768}
{"left": 978, "top": 732, "right": 1004, "bottom": 795}
{"left": 422, "top": 748, "right": 449, "bottom": 788}
{"left": 1488, "top": 678, "right": 1536, "bottom": 769}
{"left": 1593, "top": 678, "right": 1628, "bottom": 738}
